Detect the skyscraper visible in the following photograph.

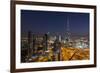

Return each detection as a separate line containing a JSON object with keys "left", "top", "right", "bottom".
{"left": 66, "top": 17, "right": 71, "bottom": 43}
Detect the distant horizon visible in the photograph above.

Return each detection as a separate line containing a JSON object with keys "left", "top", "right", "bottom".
{"left": 21, "top": 32, "right": 89, "bottom": 39}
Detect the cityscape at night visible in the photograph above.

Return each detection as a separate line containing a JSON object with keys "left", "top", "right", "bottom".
{"left": 21, "top": 10, "right": 90, "bottom": 62}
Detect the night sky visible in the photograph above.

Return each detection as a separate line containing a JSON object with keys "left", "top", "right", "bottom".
{"left": 21, "top": 10, "right": 89, "bottom": 35}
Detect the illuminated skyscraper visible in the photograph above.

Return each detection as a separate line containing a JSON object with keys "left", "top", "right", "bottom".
{"left": 66, "top": 17, "right": 71, "bottom": 43}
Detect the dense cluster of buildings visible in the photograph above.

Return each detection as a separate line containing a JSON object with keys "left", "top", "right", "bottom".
{"left": 21, "top": 31, "right": 89, "bottom": 62}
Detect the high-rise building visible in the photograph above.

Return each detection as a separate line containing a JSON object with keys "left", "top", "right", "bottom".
{"left": 66, "top": 17, "right": 71, "bottom": 42}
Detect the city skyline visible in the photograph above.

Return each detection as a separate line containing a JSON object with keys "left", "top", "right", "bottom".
{"left": 21, "top": 10, "right": 89, "bottom": 35}
{"left": 21, "top": 10, "right": 90, "bottom": 63}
